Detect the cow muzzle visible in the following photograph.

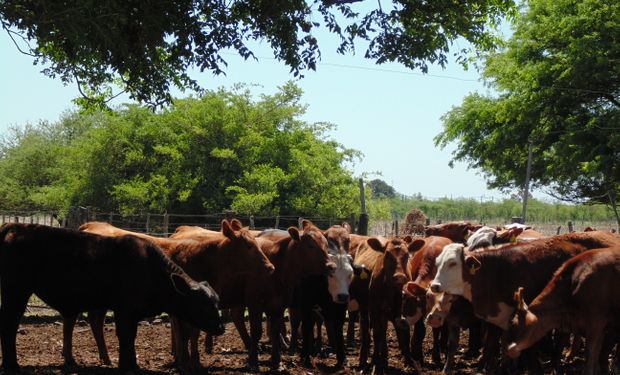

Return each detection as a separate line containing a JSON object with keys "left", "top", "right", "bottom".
{"left": 393, "top": 272, "right": 408, "bottom": 286}
{"left": 425, "top": 312, "right": 444, "bottom": 328}
{"left": 336, "top": 293, "right": 350, "bottom": 304}
{"left": 430, "top": 282, "right": 442, "bottom": 293}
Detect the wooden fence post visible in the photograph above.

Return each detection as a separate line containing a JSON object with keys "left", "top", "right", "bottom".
{"left": 163, "top": 213, "right": 169, "bottom": 237}
{"left": 249, "top": 215, "right": 255, "bottom": 229}
{"left": 568, "top": 221, "right": 574, "bottom": 233}
{"left": 146, "top": 213, "right": 151, "bottom": 233}
{"left": 275, "top": 215, "right": 280, "bottom": 229}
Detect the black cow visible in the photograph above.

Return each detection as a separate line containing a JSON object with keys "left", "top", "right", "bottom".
{"left": 0, "top": 223, "right": 224, "bottom": 372}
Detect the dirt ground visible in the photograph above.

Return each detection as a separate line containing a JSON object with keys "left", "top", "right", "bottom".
{"left": 10, "top": 313, "right": 593, "bottom": 375}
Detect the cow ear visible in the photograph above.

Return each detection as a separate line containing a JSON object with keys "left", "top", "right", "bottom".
{"left": 367, "top": 237, "right": 385, "bottom": 253}
{"left": 300, "top": 219, "right": 313, "bottom": 230}
{"left": 514, "top": 287, "right": 528, "bottom": 311}
{"left": 464, "top": 254, "right": 481, "bottom": 275}
{"left": 230, "top": 219, "right": 243, "bottom": 231}
{"left": 408, "top": 239, "right": 426, "bottom": 253}
{"left": 221, "top": 220, "right": 236, "bottom": 240}
{"left": 403, "top": 281, "right": 426, "bottom": 297}
{"left": 288, "top": 227, "right": 301, "bottom": 241}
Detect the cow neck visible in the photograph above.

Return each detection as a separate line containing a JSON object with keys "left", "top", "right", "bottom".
{"left": 412, "top": 242, "right": 445, "bottom": 287}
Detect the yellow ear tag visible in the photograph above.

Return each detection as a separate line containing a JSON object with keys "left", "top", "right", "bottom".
{"left": 469, "top": 264, "right": 478, "bottom": 275}
{"left": 360, "top": 270, "right": 368, "bottom": 280}
{"left": 510, "top": 235, "right": 517, "bottom": 243}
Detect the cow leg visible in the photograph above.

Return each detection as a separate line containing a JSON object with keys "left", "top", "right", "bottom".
{"left": 62, "top": 314, "right": 79, "bottom": 367}
{"left": 247, "top": 307, "right": 263, "bottom": 371}
{"left": 189, "top": 326, "right": 201, "bottom": 370}
{"left": 0, "top": 285, "right": 30, "bottom": 372}
{"left": 566, "top": 334, "right": 583, "bottom": 362}
{"left": 465, "top": 320, "right": 482, "bottom": 358}
{"left": 288, "top": 307, "right": 300, "bottom": 354}
{"left": 393, "top": 318, "right": 413, "bottom": 368}
{"left": 346, "top": 310, "right": 358, "bottom": 347}
{"left": 268, "top": 311, "right": 284, "bottom": 371}
{"left": 231, "top": 307, "right": 251, "bottom": 351}
{"left": 358, "top": 307, "right": 370, "bottom": 369}
{"left": 171, "top": 317, "right": 191, "bottom": 369}
{"left": 481, "top": 323, "right": 502, "bottom": 374}
{"left": 114, "top": 314, "right": 139, "bottom": 372}
{"left": 410, "top": 318, "right": 426, "bottom": 365}
{"left": 88, "top": 310, "right": 111, "bottom": 365}
{"left": 371, "top": 314, "right": 389, "bottom": 371}
{"left": 443, "top": 322, "right": 461, "bottom": 374}
{"left": 431, "top": 327, "right": 443, "bottom": 366}
{"left": 584, "top": 321, "right": 606, "bottom": 375}
{"left": 325, "top": 303, "right": 347, "bottom": 369}
{"left": 204, "top": 332, "right": 214, "bottom": 354}
{"left": 300, "top": 304, "right": 315, "bottom": 367}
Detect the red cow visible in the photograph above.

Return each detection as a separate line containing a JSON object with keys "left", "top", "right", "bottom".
{"left": 401, "top": 236, "right": 454, "bottom": 365}
{"left": 424, "top": 221, "right": 482, "bottom": 244}
{"left": 0, "top": 223, "right": 223, "bottom": 373}
{"left": 234, "top": 220, "right": 333, "bottom": 370}
{"left": 351, "top": 235, "right": 416, "bottom": 372}
{"left": 508, "top": 247, "right": 620, "bottom": 375}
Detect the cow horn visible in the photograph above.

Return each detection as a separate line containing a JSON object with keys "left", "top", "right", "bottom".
{"left": 514, "top": 287, "right": 528, "bottom": 311}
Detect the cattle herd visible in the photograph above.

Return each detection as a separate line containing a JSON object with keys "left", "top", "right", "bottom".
{"left": 0, "top": 219, "right": 619, "bottom": 375}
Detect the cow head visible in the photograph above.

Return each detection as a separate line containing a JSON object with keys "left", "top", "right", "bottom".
{"left": 170, "top": 274, "right": 225, "bottom": 336}
{"left": 324, "top": 225, "right": 351, "bottom": 255}
{"left": 430, "top": 243, "right": 479, "bottom": 300}
{"left": 402, "top": 281, "right": 427, "bottom": 326}
{"left": 425, "top": 291, "right": 458, "bottom": 328}
{"left": 325, "top": 253, "right": 355, "bottom": 303}
{"left": 367, "top": 235, "right": 414, "bottom": 288}
{"left": 288, "top": 220, "right": 330, "bottom": 276}
{"left": 466, "top": 226, "right": 497, "bottom": 250}
{"left": 507, "top": 287, "right": 543, "bottom": 359}
{"left": 220, "top": 219, "right": 275, "bottom": 276}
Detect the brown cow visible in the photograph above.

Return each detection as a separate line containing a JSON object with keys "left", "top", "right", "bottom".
{"left": 401, "top": 236, "right": 454, "bottom": 366}
{"left": 350, "top": 235, "right": 416, "bottom": 372}
{"left": 0, "top": 223, "right": 223, "bottom": 373}
{"left": 231, "top": 220, "right": 333, "bottom": 370}
{"left": 79, "top": 220, "right": 274, "bottom": 370}
{"left": 430, "top": 231, "right": 620, "bottom": 372}
{"left": 508, "top": 247, "right": 620, "bottom": 375}
{"left": 424, "top": 221, "right": 482, "bottom": 244}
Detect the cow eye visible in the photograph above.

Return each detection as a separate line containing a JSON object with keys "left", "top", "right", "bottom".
{"left": 448, "top": 261, "right": 457, "bottom": 268}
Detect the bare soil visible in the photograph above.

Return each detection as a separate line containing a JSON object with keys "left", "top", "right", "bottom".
{"left": 10, "top": 313, "right": 591, "bottom": 374}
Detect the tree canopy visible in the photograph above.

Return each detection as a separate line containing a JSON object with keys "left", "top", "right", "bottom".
{"left": 436, "top": 0, "right": 620, "bottom": 226}
{"left": 1, "top": 0, "right": 515, "bottom": 106}
{"left": 0, "top": 83, "right": 360, "bottom": 217}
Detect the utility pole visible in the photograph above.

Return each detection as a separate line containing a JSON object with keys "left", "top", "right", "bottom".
{"left": 358, "top": 178, "right": 369, "bottom": 235}
{"left": 521, "top": 140, "right": 534, "bottom": 223}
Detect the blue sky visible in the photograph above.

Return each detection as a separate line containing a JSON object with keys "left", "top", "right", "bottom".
{"left": 0, "top": 26, "right": 529, "bottom": 202}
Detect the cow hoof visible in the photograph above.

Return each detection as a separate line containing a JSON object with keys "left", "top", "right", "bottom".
{"left": 63, "top": 358, "right": 78, "bottom": 369}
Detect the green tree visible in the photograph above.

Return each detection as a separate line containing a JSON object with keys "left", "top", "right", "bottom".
{"left": 435, "top": 0, "right": 620, "bottom": 228}
{"left": 368, "top": 178, "right": 396, "bottom": 198}
{"left": 0, "top": 83, "right": 360, "bottom": 217}
{"left": 1, "top": 0, "right": 515, "bottom": 106}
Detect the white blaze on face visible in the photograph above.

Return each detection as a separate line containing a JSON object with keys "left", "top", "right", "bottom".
{"left": 430, "top": 243, "right": 467, "bottom": 297}
{"left": 327, "top": 253, "right": 354, "bottom": 304}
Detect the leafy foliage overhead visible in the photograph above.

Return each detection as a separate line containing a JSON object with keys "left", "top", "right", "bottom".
{"left": 1, "top": 0, "right": 515, "bottom": 105}
{"left": 0, "top": 83, "right": 360, "bottom": 217}
{"left": 436, "top": 0, "right": 620, "bottom": 225}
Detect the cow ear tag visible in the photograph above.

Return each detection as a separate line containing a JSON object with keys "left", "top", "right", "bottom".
{"left": 360, "top": 270, "right": 369, "bottom": 280}
{"left": 510, "top": 234, "right": 517, "bottom": 243}
{"left": 469, "top": 264, "right": 478, "bottom": 275}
